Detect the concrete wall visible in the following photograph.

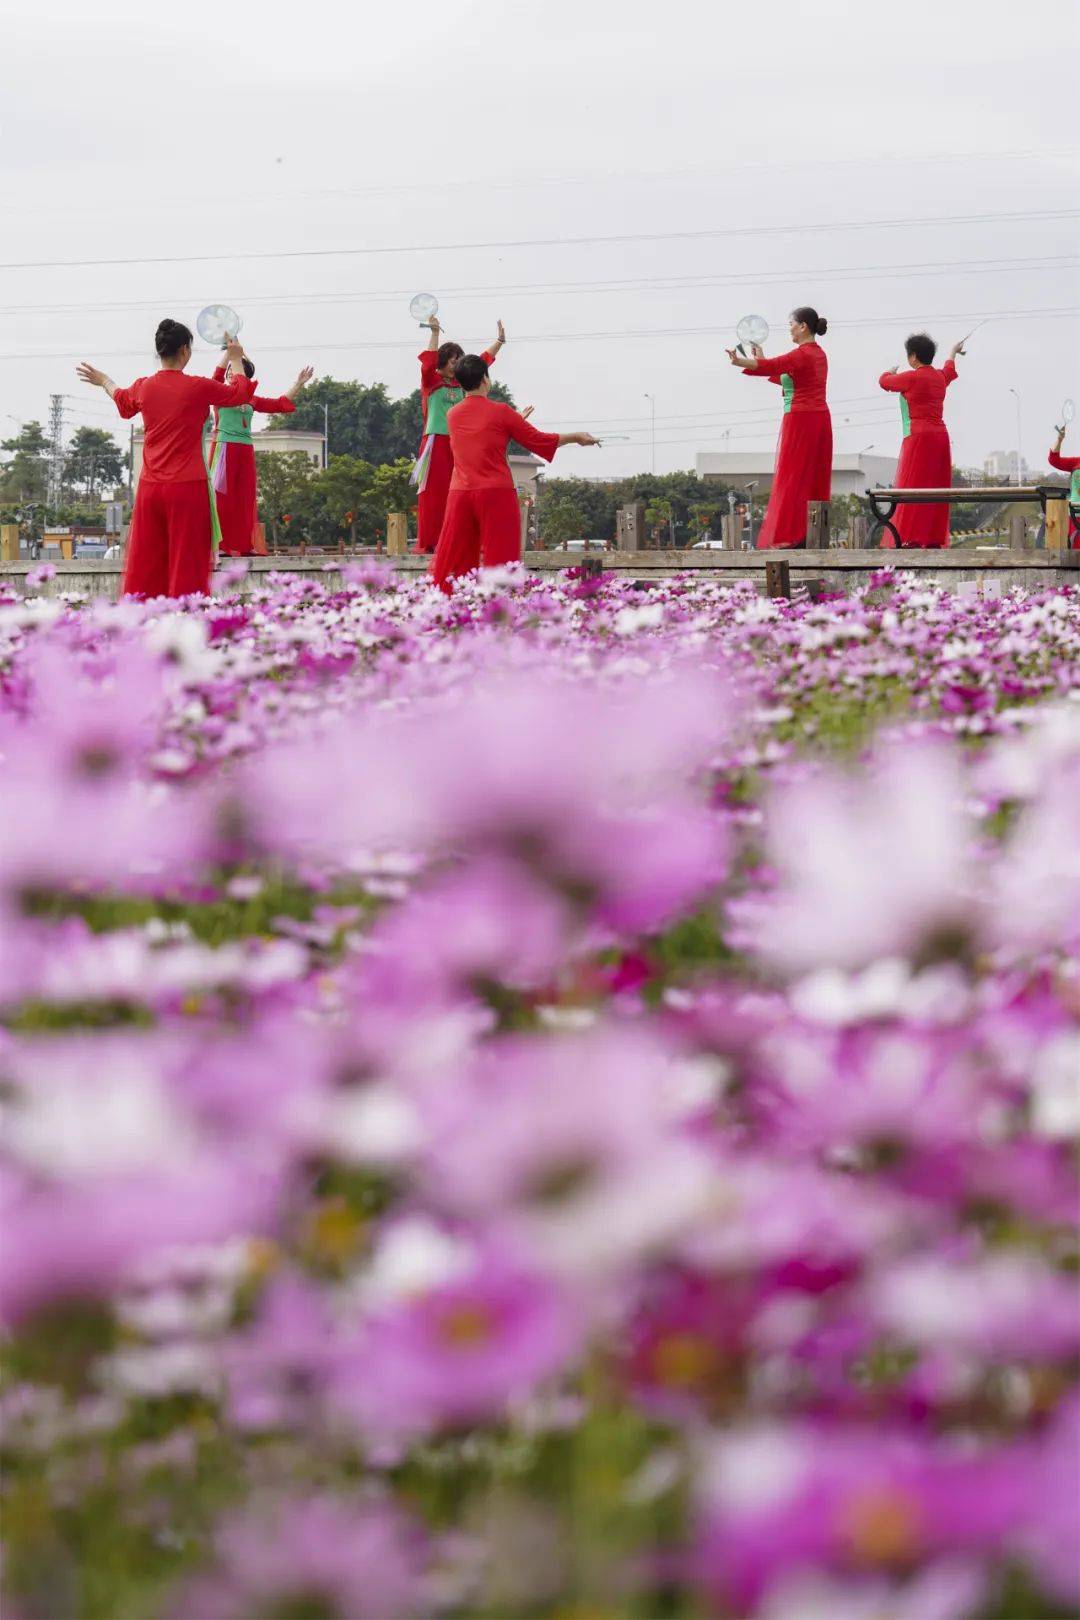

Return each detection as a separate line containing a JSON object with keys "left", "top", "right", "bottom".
{"left": 2, "top": 550, "right": 1076, "bottom": 602}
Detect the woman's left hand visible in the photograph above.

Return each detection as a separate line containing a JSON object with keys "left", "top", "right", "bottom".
{"left": 294, "top": 366, "right": 314, "bottom": 392}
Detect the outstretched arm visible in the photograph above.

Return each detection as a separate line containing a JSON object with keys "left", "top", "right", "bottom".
{"left": 879, "top": 367, "right": 908, "bottom": 392}
{"left": 424, "top": 314, "right": 441, "bottom": 352}
{"left": 76, "top": 363, "right": 120, "bottom": 402}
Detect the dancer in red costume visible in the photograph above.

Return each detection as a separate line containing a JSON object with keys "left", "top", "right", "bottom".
{"left": 728, "top": 306, "right": 832, "bottom": 549}
{"left": 77, "top": 320, "right": 254, "bottom": 598}
{"left": 207, "top": 351, "right": 313, "bottom": 556}
{"left": 877, "top": 333, "right": 965, "bottom": 548}
{"left": 429, "top": 353, "right": 598, "bottom": 592}
{"left": 1048, "top": 420, "right": 1080, "bottom": 547}
{"left": 414, "top": 315, "right": 505, "bottom": 553}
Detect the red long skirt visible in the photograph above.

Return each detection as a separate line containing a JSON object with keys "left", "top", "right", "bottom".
{"left": 213, "top": 442, "right": 258, "bottom": 557}
{"left": 756, "top": 409, "right": 833, "bottom": 549}
{"left": 122, "top": 478, "right": 213, "bottom": 599}
{"left": 430, "top": 487, "right": 521, "bottom": 593}
{"left": 416, "top": 435, "right": 454, "bottom": 554}
{"left": 882, "top": 426, "right": 952, "bottom": 549}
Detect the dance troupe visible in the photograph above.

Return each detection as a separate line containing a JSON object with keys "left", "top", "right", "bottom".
{"left": 77, "top": 305, "right": 1079, "bottom": 599}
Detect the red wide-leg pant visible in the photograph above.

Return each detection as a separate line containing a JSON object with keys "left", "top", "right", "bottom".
{"left": 214, "top": 442, "right": 258, "bottom": 557}
{"left": 416, "top": 435, "right": 454, "bottom": 554}
{"left": 122, "top": 478, "right": 214, "bottom": 599}
{"left": 430, "top": 487, "right": 521, "bottom": 593}
{"left": 881, "top": 426, "right": 953, "bottom": 549}
{"left": 756, "top": 409, "right": 833, "bottom": 549}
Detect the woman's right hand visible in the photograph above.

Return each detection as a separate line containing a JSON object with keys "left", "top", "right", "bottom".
{"left": 224, "top": 338, "right": 245, "bottom": 370}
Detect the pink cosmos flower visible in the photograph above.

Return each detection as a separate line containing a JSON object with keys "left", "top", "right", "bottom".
{"left": 418, "top": 1026, "right": 717, "bottom": 1276}
{"left": 334, "top": 1248, "right": 582, "bottom": 1439}
{"left": 752, "top": 742, "right": 977, "bottom": 974}
{"left": 171, "top": 1494, "right": 428, "bottom": 1619}
{"left": 693, "top": 1425, "right": 1027, "bottom": 1611}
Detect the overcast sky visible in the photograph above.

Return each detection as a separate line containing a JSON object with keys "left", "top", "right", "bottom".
{"left": 1, "top": 0, "right": 1077, "bottom": 477}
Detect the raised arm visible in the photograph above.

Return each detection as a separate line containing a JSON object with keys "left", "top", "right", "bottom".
{"left": 878, "top": 366, "right": 909, "bottom": 392}
{"left": 254, "top": 366, "right": 313, "bottom": 413}
{"left": 424, "top": 313, "right": 441, "bottom": 353}
{"left": 200, "top": 340, "right": 257, "bottom": 407}
{"left": 486, "top": 319, "right": 506, "bottom": 366}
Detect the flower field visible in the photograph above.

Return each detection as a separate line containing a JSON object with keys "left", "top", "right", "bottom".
{"left": 1, "top": 561, "right": 1078, "bottom": 1620}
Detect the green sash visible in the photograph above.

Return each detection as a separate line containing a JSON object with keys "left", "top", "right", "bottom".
{"left": 780, "top": 374, "right": 794, "bottom": 414}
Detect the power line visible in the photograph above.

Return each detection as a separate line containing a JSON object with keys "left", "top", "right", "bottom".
{"left": 0, "top": 208, "right": 1075, "bottom": 273}
{"left": 0, "top": 253, "right": 1074, "bottom": 320}
{"left": 3, "top": 144, "right": 1070, "bottom": 219}
{"left": 13, "top": 301, "right": 1075, "bottom": 364}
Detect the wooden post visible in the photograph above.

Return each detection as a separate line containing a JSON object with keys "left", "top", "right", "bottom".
{"left": 1044, "top": 497, "right": 1068, "bottom": 552}
{"left": 847, "top": 513, "right": 867, "bottom": 549}
{"left": 806, "top": 501, "right": 830, "bottom": 549}
{"left": 0, "top": 524, "right": 19, "bottom": 562}
{"left": 386, "top": 512, "right": 408, "bottom": 556}
{"left": 1009, "top": 512, "right": 1028, "bottom": 550}
{"left": 720, "top": 515, "right": 734, "bottom": 549}
{"left": 765, "top": 559, "right": 791, "bottom": 598}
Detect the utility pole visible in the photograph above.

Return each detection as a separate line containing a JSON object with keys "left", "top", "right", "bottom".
{"left": 46, "top": 393, "right": 65, "bottom": 511}
{"left": 1009, "top": 388, "right": 1023, "bottom": 486}
{"left": 47, "top": 394, "right": 65, "bottom": 511}
{"left": 644, "top": 393, "right": 656, "bottom": 475}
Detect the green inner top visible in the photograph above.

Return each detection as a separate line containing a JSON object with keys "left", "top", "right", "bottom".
{"left": 781, "top": 374, "right": 794, "bottom": 414}
{"left": 1071, "top": 468, "right": 1080, "bottom": 504}
{"left": 424, "top": 384, "right": 463, "bottom": 437}
{"left": 214, "top": 404, "right": 255, "bottom": 446}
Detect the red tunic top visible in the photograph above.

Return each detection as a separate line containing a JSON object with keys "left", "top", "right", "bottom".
{"left": 744, "top": 342, "right": 829, "bottom": 411}
{"left": 878, "top": 361, "right": 957, "bottom": 432}
{"left": 112, "top": 370, "right": 255, "bottom": 482}
{"left": 418, "top": 348, "right": 495, "bottom": 430}
{"left": 447, "top": 398, "right": 560, "bottom": 491}
{"left": 1048, "top": 450, "right": 1080, "bottom": 476}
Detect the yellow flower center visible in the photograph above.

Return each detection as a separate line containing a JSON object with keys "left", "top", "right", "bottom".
{"left": 843, "top": 1487, "right": 921, "bottom": 1566}
{"left": 651, "top": 1331, "right": 717, "bottom": 1389}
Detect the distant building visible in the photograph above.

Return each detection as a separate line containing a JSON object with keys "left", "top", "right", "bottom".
{"left": 983, "top": 450, "right": 1031, "bottom": 483}
{"left": 696, "top": 450, "right": 898, "bottom": 499}
{"left": 131, "top": 424, "right": 327, "bottom": 485}
{"left": 252, "top": 426, "right": 326, "bottom": 469}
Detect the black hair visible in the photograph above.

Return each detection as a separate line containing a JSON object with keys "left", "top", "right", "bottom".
{"left": 791, "top": 306, "right": 828, "bottom": 337}
{"left": 155, "top": 318, "right": 193, "bottom": 359}
{"left": 905, "top": 332, "right": 937, "bottom": 365}
{"left": 454, "top": 353, "right": 490, "bottom": 392}
{"left": 241, "top": 358, "right": 255, "bottom": 379}
{"left": 437, "top": 341, "right": 465, "bottom": 370}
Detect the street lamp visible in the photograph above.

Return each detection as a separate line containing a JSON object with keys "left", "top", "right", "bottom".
{"left": 323, "top": 403, "right": 330, "bottom": 469}
{"left": 745, "top": 480, "right": 758, "bottom": 550}
{"left": 644, "top": 393, "right": 656, "bottom": 475}
{"left": 1008, "top": 388, "right": 1023, "bottom": 486}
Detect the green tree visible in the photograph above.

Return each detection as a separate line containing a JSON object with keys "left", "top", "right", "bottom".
{"left": 540, "top": 495, "right": 589, "bottom": 546}
{"left": 645, "top": 496, "right": 674, "bottom": 547}
{"left": 64, "top": 427, "right": 124, "bottom": 498}
{"left": 254, "top": 450, "right": 317, "bottom": 547}
{"left": 316, "top": 455, "right": 376, "bottom": 546}
{"left": 536, "top": 477, "right": 619, "bottom": 542}
{"left": 272, "top": 375, "right": 519, "bottom": 465}
{"left": 1, "top": 421, "right": 50, "bottom": 501}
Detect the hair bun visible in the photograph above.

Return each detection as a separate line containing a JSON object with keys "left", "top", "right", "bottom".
{"left": 816, "top": 316, "right": 828, "bottom": 336}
